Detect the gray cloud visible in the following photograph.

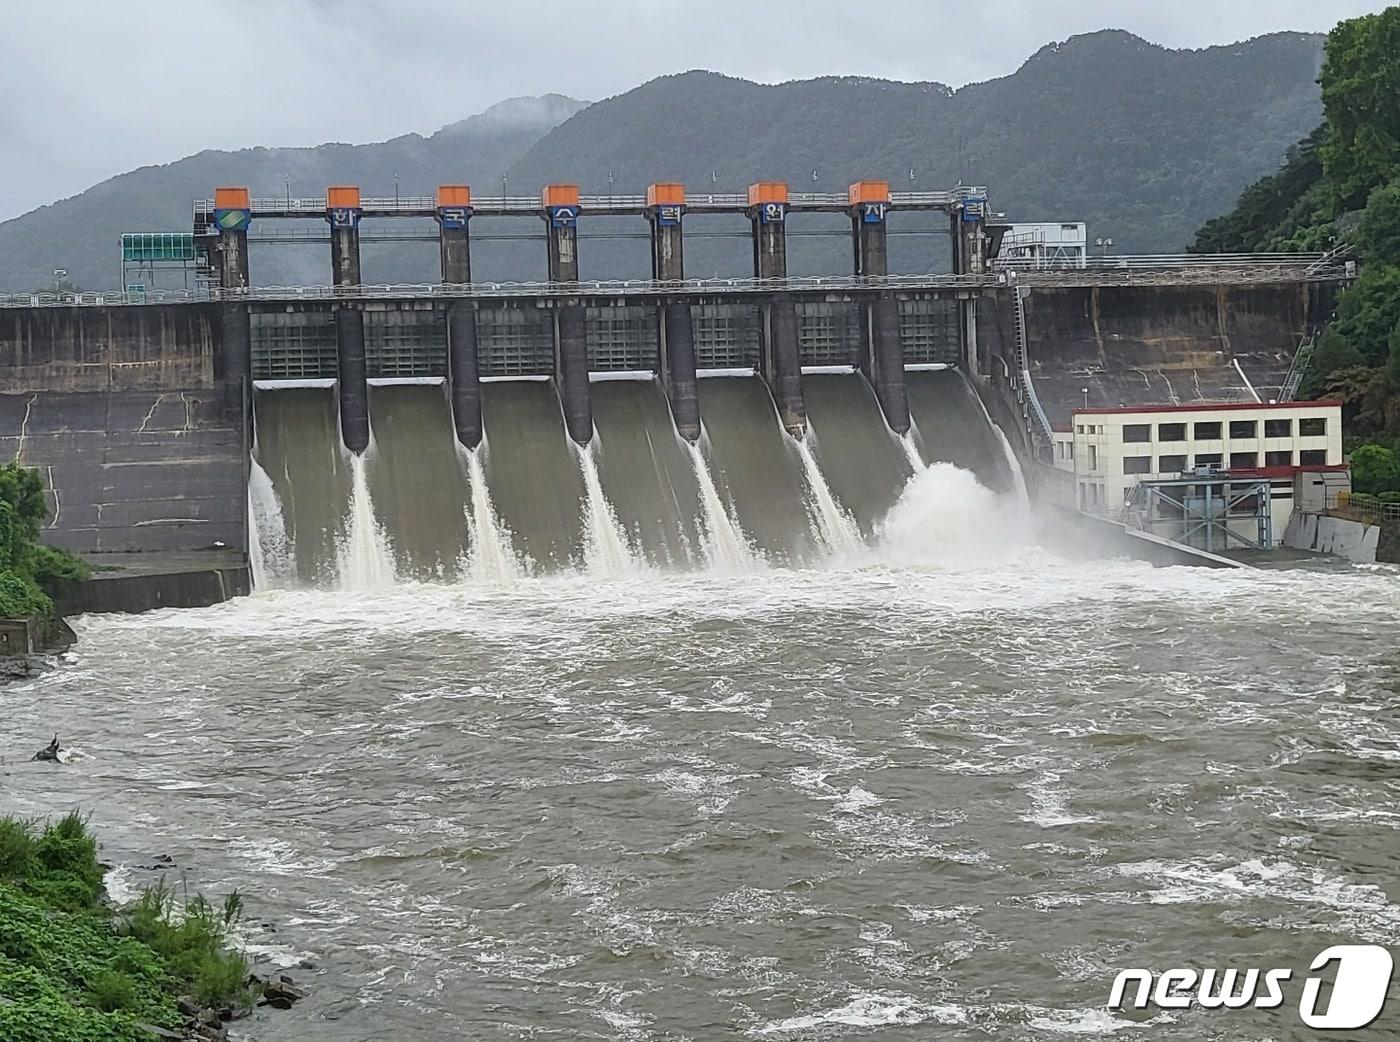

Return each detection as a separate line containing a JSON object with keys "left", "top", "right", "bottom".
{"left": 0, "top": 0, "right": 1388, "bottom": 221}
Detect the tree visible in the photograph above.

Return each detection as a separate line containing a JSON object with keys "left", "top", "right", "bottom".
{"left": 1318, "top": 7, "right": 1400, "bottom": 209}
{"left": 1350, "top": 443, "right": 1400, "bottom": 493}
{"left": 1356, "top": 181, "right": 1400, "bottom": 264}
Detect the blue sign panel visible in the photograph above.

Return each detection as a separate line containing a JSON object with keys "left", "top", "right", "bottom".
{"left": 438, "top": 206, "right": 472, "bottom": 230}
{"left": 327, "top": 207, "right": 361, "bottom": 229}
{"left": 961, "top": 196, "right": 987, "bottom": 223}
{"left": 655, "top": 204, "right": 683, "bottom": 227}
{"left": 549, "top": 205, "right": 578, "bottom": 228}
{"left": 861, "top": 202, "right": 888, "bottom": 224}
{"left": 758, "top": 202, "right": 786, "bottom": 225}
{"left": 213, "top": 208, "right": 252, "bottom": 233}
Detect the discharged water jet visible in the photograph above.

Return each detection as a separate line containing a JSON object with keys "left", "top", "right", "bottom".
{"left": 458, "top": 442, "right": 524, "bottom": 583}
{"left": 684, "top": 439, "right": 758, "bottom": 573}
{"left": 789, "top": 431, "right": 863, "bottom": 559}
{"left": 247, "top": 457, "right": 292, "bottom": 589}
{"left": 571, "top": 437, "right": 641, "bottom": 578}
{"left": 337, "top": 450, "right": 395, "bottom": 590}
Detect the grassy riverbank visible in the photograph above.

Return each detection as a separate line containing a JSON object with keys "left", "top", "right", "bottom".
{"left": 0, "top": 813, "right": 253, "bottom": 1041}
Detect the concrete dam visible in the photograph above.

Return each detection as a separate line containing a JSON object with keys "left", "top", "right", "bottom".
{"left": 0, "top": 179, "right": 1352, "bottom": 579}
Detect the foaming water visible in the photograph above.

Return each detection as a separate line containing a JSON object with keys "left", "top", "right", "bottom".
{"left": 685, "top": 439, "right": 758, "bottom": 573}
{"left": 337, "top": 451, "right": 395, "bottom": 591}
{"left": 7, "top": 550, "right": 1399, "bottom": 1041}
{"left": 457, "top": 442, "right": 525, "bottom": 584}
{"left": 572, "top": 437, "right": 642, "bottom": 578}
{"left": 878, "top": 463, "right": 1030, "bottom": 566}
{"left": 247, "top": 457, "right": 292, "bottom": 589}
{"left": 789, "top": 431, "right": 863, "bottom": 559}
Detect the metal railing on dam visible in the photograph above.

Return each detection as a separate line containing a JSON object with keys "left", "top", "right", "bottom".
{"left": 0, "top": 257, "right": 1356, "bottom": 310}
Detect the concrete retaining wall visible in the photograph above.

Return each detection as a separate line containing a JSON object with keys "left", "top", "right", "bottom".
{"left": 1284, "top": 511, "right": 1381, "bottom": 563}
{"left": 978, "top": 283, "right": 1327, "bottom": 430}
{"left": 0, "top": 305, "right": 247, "bottom": 553}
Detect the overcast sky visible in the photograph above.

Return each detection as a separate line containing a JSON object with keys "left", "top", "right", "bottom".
{"left": 0, "top": 0, "right": 1390, "bottom": 222}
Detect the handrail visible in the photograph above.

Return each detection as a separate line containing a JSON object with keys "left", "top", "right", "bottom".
{"left": 1013, "top": 286, "right": 1054, "bottom": 447}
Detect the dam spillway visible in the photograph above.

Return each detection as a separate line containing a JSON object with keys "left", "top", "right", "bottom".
{"left": 249, "top": 368, "right": 1021, "bottom": 585}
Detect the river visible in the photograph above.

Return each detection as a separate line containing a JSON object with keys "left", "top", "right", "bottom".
{"left": 4, "top": 493, "right": 1399, "bottom": 1039}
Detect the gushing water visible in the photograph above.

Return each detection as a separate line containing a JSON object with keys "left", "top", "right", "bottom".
{"left": 337, "top": 453, "right": 395, "bottom": 591}
{"left": 458, "top": 443, "right": 524, "bottom": 583}
{"left": 572, "top": 438, "right": 641, "bottom": 578}
{"left": 877, "top": 463, "right": 1028, "bottom": 566}
{"left": 684, "top": 440, "right": 757, "bottom": 573}
{"left": 789, "top": 432, "right": 863, "bottom": 558}
{"left": 897, "top": 432, "right": 924, "bottom": 473}
{"left": 247, "top": 458, "right": 292, "bottom": 589}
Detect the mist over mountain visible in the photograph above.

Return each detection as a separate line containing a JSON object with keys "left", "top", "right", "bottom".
{"left": 0, "top": 30, "right": 1325, "bottom": 290}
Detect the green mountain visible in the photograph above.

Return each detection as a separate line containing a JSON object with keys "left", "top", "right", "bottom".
{"left": 0, "top": 29, "right": 1327, "bottom": 290}
{"left": 505, "top": 30, "right": 1325, "bottom": 264}
{"left": 1191, "top": 5, "right": 1400, "bottom": 478}
{"left": 0, "top": 95, "right": 586, "bottom": 292}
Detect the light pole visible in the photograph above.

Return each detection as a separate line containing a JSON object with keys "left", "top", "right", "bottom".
{"left": 1094, "top": 236, "right": 1114, "bottom": 259}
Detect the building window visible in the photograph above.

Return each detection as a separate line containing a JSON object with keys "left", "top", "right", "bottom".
{"left": 1158, "top": 422, "right": 1187, "bottom": 442}
{"left": 1122, "top": 424, "right": 1151, "bottom": 443}
{"left": 1123, "top": 456, "right": 1152, "bottom": 475}
{"left": 1264, "top": 450, "right": 1292, "bottom": 466}
{"left": 1299, "top": 449, "right": 1327, "bottom": 465}
{"left": 1089, "top": 445, "right": 1097, "bottom": 470}
{"left": 1158, "top": 454, "right": 1187, "bottom": 473}
{"left": 1194, "top": 422, "right": 1222, "bottom": 440}
{"left": 1195, "top": 453, "right": 1222, "bottom": 468}
{"left": 1076, "top": 425, "right": 1083, "bottom": 434}
{"left": 1299, "top": 417, "right": 1327, "bottom": 437}
{"left": 1230, "top": 452, "right": 1258, "bottom": 469}
{"left": 1264, "top": 418, "right": 1292, "bottom": 438}
{"left": 1229, "top": 420, "right": 1257, "bottom": 439}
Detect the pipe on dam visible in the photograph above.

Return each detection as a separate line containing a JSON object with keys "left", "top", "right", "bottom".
{"left": 447, "top": 301, "right": 483, "bottom": 449}
{"left": 335, "top": 305, "right": 370, "bottom": 454}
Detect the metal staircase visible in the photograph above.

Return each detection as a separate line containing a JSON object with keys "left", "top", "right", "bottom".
{"left": 1280, "top": 333, "right": 1316, "bottom": 401}
{"left": 1012, "top": 286, "right": 1055, "bottom": 456}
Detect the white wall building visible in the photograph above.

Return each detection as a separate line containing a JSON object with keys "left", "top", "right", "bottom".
{"left": 997, "top": 222, "right": 1088, "bottom": 269}
{"left": 1051, "top": 400, "right": 1346, "bottom": 543}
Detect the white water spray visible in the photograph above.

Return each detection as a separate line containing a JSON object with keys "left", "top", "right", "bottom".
{"left": 897, "top": 432, "right": 924, "bottom": 473}
{"left": 247, "top": 458, "right": 292, "bottom": 589}
{"left": 571, "top": 438, "right": 641, "bottom": 578}
{"left": 877, "top": 463, "right": 1028, "bottom": 566}
{"left": 789, "top": 433, "right": 863, "bottom": 558}
{"left": 336, "top": 453, "right": 395, "bottom": 591}
{"left": 684, "top": 440, "right": 758, "bottom": 573}
{"left": 458, "top": 443, "right": 525, "bottom": 583}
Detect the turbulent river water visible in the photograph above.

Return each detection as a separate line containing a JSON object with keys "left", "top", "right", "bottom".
{"left": 5, "top": 376, "right": 1400, "bottom": 1041}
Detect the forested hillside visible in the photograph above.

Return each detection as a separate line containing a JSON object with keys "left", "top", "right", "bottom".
{"left": 0, "top": 96, "right": 585, "bottom": 291}
{"left": 0, "top": 30, "right": 1326, "bottom": 290}
{"left": 1192, "top": 5, "right": 1400, "bottom": 494}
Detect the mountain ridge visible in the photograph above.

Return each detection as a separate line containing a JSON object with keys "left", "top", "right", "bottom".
{"left": 0, "top": 29, "right": 1326, "bottom": 289}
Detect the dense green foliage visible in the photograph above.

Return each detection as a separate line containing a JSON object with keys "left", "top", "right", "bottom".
{"left": 0, "top": 32, "right": 1325, "bottom": 288}
{"left": 0, "top": 814, "right": 254, "bottom": 1041}
{"left": 0, "top": 461, "right": 89, "bottom": 624}
{"left": 1192, "top": 6, "right": 1400, "bottom": 488}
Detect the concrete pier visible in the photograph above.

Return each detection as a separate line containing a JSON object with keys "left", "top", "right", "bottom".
{"left": 328, "top": 186, "right": 369, "bottom": 453}
{"left": 447, "top": 302, "right": 482, "bottom": 449}
{"left": 436, "top": 185, "right": 473, "bottom": 284}
{"left": 555, "top": 303, "right": 592, "bottom": 444}
{"left": 212, "top": 186, "right": 251, "bottom": 290}
{"left": 749, "top": 183, "right": 805, "bottom": 435}
{"left": 648, "top": 183, "right": 700, "bottom": 441}
{"left": 850, "top": 181, "right": 909, "bottom": 434}
{"left": 542, "top": 186, "right": 591, "bottom": 443}
{"left": 544, "top": 184, "right": 581, "bottom": 283}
